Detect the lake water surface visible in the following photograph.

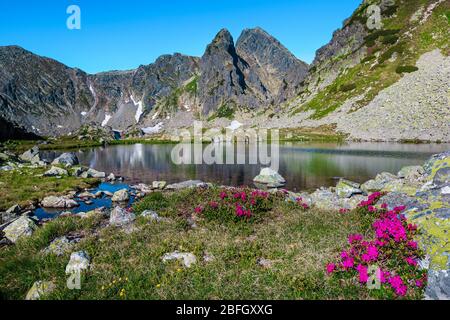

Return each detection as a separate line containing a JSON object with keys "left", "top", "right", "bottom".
{"left": 45, "top": 142, "right": 450, "bottom": 192}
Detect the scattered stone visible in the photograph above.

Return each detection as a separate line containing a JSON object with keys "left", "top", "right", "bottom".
{"left": 162, "top": 251, "right": 197, "bottom": 268}
{"left": 203, "top": 252, "right": 216, "bottom": 263}
{"left": 109, "top": 206, "right": 135, "bottom": 226}
{"left": 336, "top": 179, "right": 363, "bottom": 198}
{"left": 1, "top": 211, "right": 17, "bottom": 224}
{"left": 6, "top": 204, "right": 21, "bottom": 214}
{"left": 253, "top": 168, "right": 286, "bottom": 188}
{"left": 44, "top": 166, "right": 68, "bottom": 177}
{"left": 152, "top": 181, "right": 167, "bottom": 190}
{"left": 0, "top": 165, "right": 14, "bottom": 171}
{"left": 131, "top": 183, "right": 153, "bottom": 194}
{"left": 103, "top": 191, "right": 114, "bottom": 197}
{"left": 310, "top": 188, "right": 341, "bottom": 211}
{"left": 25, "top": 281, "right": 56, "bottom": 300}
{"left": 379, "top": 192, "right": 420, "bottom": 211}
{"left": 3, "top": 216, "right": 37, "bottom": 243}
{"left": 166, "top": 180, "right": 207, "bottom": 190}
{"left": 78, "top": 191, "right": 96, "bottom": 199}
{"left": 257, "top": 258, "right": 273, "bottom": 268}
{"left": 65, "top": 251, "right": 91, "bottom": 274}
{"left": 361, "top": 179, "right": 384, "bottom": 194}
{"left": 43, "top": 236, "right": 75, "bottom": 256}
{"left": 398, "top": 166, "right": 425, "bottom": 179}
{"left": 442, "top": 186, "right": 450, "bottom": 195}
{"left": 81, "top": 168, "right": 106, "bottom": 178}
{"left": 41, "top": 196, "right": 79, "bottom": 208}
{"left": 111, "top": 189, "right": 129, "bottom": 202}
{"left": 51, "top": 152, "right": 79, "bottom": 167}
{"left": 71, "top": 167, "right": 85, "bottom": 177}
{"left": 106, "top": 173, "right": 116, "bottom": 182}
{"left": 20, "top": 146, "right": 41, "bottom": 164}
{"left": 141, "top": 210, "right": 165, "bottom": 222}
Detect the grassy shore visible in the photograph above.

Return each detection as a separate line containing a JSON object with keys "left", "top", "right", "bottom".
{"left": 0, "top": 167, "right": 99, "bottom": 211}
{"left": 0, "top": 187, "right": 373, "bottom": 300}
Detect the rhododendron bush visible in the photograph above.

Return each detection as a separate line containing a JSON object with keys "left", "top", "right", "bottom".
{"left": 326, "top": 193, "right": 427, "bottom": 299}
{"left": 192, "top": 187, "right": 298, "bottom": 224}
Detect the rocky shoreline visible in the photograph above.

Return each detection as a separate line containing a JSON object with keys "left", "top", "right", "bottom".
{"left": 0, "top": 146, "right": 449, "bottom": 300}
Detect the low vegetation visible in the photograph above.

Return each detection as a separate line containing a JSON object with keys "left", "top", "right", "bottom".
{"left": 0, "top": 168, "right": 99, "bottom": 211}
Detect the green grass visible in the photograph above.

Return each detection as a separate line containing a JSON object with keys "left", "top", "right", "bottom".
{"left": 0, "top": 188, "right": 375, "bottom": 300}
{"left": 0, "top": 167, "right": 99, "bottom": 211}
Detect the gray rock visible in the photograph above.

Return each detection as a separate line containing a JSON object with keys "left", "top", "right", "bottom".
{"left": 378, "top": 192, "right": 420, "bottom": 211}
{"left": 44, "top": 166, "right": 68, "bottom": 177}
{"left": 398, "top": 165, "right": 425, "bottom": 179}
{"left": 253, "top": 168, "right": 286, "bottom": 188}
{"left": 81, "top": 168, "right": 106, "bottom": 179}
{"left": 162, "top": 251, "right": 197, "bottom": 268}
{"left": 109, "top": 206, "right": 135, "bottom": 226}
{"left": 51, "top": 152, "right": 79, "bottom": 167}
{"left": 41, "top": 196, "right": 79, "bottom": 208}
{"left": 6, "top": 204, "right": 21, "bottom": 214}
{"left": 425, "top": 269, "right": 450, "bottom": 300}
{"left": 43, "top": 236, "right": 74, "bottom": 256}
{"left": 25, "top": 281, "right": 56, "bottom": 300}
{"left": 336, "top": 179, "right": 362, "bottom": 198}
{"left": 361, "top": 179, "right": 385, "bottom": 194}
{"left": 65, "top": 251, "right": 91, "bottom": 274}
{"left": 106, "top": 173, "right": 116, "bottom": 181}
{"left": 132, "top": 183, "right": 153, "bottom": 194}
{"left": 141, "top": 210, "right": 165, "bottom": 222}
{"left": 257, "top": 258, "right": 274, "bottom": 268}
{"left": 19, "top": 146, "right": 41, "bottom": 164}
{"left": 3, "top": 216, "right": 37, "bottom": 243}
{"left": 111, "top": 189, "right": 129, "bottom": 202}
{"left": 433, "top": 167, "right": 450, "bottom": 188}
{"left": 152, "top": 181, "right": 167, "bottom": 190}
{"left": 71, "top": 167, "right": 85, "bottom": 177}
{"left": 78, "top": 191, "right": 96, "bottom": 199}
{"left": 166, "top": 180, "right": 207, "bottom": 190}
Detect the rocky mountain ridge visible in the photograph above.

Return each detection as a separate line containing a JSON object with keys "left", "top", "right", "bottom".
{"left": 0, "top": 0, "right": 449, "bottom": 141}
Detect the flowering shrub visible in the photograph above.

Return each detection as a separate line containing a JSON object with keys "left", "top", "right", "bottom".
{"left": 326, "top": 193, "right": 427, "bottom": 299}
{"left": 193, "top": 187, "right": 282, "bottom": 223}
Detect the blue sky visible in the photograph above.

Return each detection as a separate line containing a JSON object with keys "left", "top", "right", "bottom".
{"left": 0, "top": 0, "right": 362, "bottom": 74}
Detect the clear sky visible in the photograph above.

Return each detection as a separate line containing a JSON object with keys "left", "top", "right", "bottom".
{"left": 0, "top": 0, "right": 362, "bottom": 74}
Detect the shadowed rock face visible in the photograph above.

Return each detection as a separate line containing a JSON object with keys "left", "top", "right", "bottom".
{"left": 0, "top": 28, "right": 308, "bottom": 138}
{"left": 236, "top": 27, "right": 309, "bottom": 104}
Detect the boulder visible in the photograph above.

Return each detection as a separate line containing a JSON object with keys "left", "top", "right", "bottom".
{"left": 152, "top": 181, "right": 167, "bottom": 190}
{"left": 25, "top": 281, "right": 56, "bottom": 300}
{"left": 65, "top": 251, "right": 91, "bottom": 274}
{"left": 425, "top": 269, "right": 450, "bottom": 300}
{"left": 253, "top": 168, "right": 286, "bottom": 188}
{"left": 335, "top": 179, "right": 363, "bottom": 198}
{"left": 106, "top": 173, "right": 116, "bottom": 182}
{"left": 361, "top": 179, "right": 385, "bottom": 194}
{"left": 71, "top": 167, "right": 85, "bottom": 177}
{"left": 41, "top": 196, "right": 79, "bottom": 208}
{"left": 43, "top": 166, "right": 68, "bottom": 177}
{"left": 111, "top": 189, "right": 129, "bottom": 202}
{"left": 381, "top": 179, "right": 420, "bottom": 196}
{"left": 6, "top": 204, "right": 21, "bottom": 214}
{"left": 20, "top": 146, "right": 41, "bottom": 164}
{"left": 162, "top": 251, "right": 197, "bottom": 268}
{"left": 166, "top": 180, "right": 207, "bottom": 190}
{"left": 78, "top": 191, "right": 96, "bottom": 199}
{"left": 43, "top": 236, "right": 74, "bottom": 256}
{"left": 379, "top": 192, "right": 421, "bottom": 212}
{"left": 398, "top": 165, "right": 425, "bottom": 179}
{"left": 81, "top": 168, "right": 106, "bottom": 179}
{"left": 3, "top": 216, "right": 37, "bottom": 243}
{"left": 310, "top": 188, "right": 341, "bottom": 211}
{"left": 109, "top": 206, "right": 135, "bottom": 226}
{"left": 1, "top": 211, "right": 17, "bottom": 224}
{"left": 51, "top": 152, "right": 79, "bottom": 167}
{"left": 132, "top": 183, "right": 153, "bottom": 194}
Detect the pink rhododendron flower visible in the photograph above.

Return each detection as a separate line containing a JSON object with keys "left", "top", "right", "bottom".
{"left": 326, "top": 263, "right": 336, "bottom": 274}
{"left": 209, "top": 201, "right": 218, "bottom": 209}
{"left": 342, "top": 258, "right": 354, "bottom": 269}
{"left": 194, "top": 206, "right": 203, "bottom": 214}
{"left": 356, "top": 265, "right": 368, "bottom": 283}
{"left": 405, "top": 257, "right": 418, "bottom": 266}
{"left": 348, "top": 234, "right": 363, "bottom": 244}
{"left": 220, "top": 192, "right": 227, "bottom": 200}
{"left": 389, "top": 276, "right": 407, "bottom": 296}
{"left": 408, "top": 241, "right": 418, "bottom": 249}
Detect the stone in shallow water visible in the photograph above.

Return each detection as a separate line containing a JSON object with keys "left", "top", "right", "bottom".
{"left": 109, "top": 206, "right": 135, "bottom": 226}
{"left": 253, "top": 168, "right": 286, "bottom": 188}
{"left": 162, "top": 251, "right": 197, "bottom": 268}
{"left": 81, "top": 168, "right": 106, "bottom": 178}
{"left": 65, "top": 251, "right": 91, "bottom": 274}
{"left": 3, "top": 216, "right": 37, "bottom": 243}
{"left": 25, "top": 281, "right": 56, "bottom": 300}
{"left": 41, "top": 196, "right": 79, "bottom": 208}
{"left": 111, "top": 189, "right": 129, "bottom": 202}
